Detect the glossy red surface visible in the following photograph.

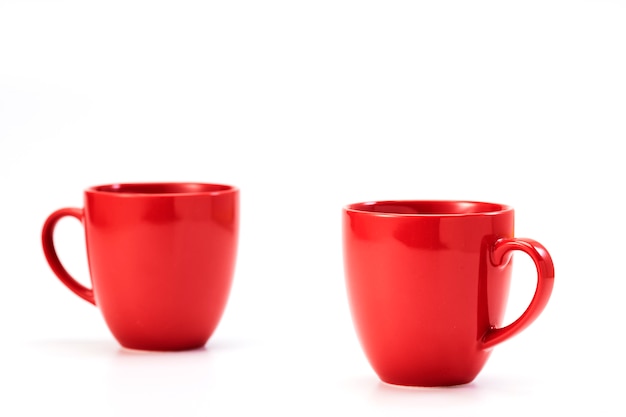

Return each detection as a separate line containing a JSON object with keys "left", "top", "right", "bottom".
{"left": 42, "top": 183, "right": 239, "bottom": 351}
{"left": 343, "top": 200, "right": 554, "bottom": 387}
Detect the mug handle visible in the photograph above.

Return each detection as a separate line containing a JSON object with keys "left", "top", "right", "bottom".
{"left": 481, "top": 237, "right": 554, "bottom": 350}
{"left": 41, "top": 208, "right": 96, "bottom": 305}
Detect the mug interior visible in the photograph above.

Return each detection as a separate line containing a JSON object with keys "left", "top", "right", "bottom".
{"left": 346, "top": 200, "right": 510, "bottom": 216}
{"left": 89, "top": 183, "right": 234, "bottom": 195}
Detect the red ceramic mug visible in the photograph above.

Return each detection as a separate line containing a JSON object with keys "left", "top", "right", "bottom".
{"left": 342, "top": 200, "right": 554, "bottom": 386}
{"left": 42, "top": 183, "right": 239, "bottom": 351}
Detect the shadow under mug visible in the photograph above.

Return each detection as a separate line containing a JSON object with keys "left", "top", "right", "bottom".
{"left": 342, "top": 200, "right": 555, "bottom": 387}
{"left": 42, "top": 182, "right": 239, "bottom": 351}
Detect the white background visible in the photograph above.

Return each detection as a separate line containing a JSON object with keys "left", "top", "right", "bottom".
{"left": 1, "top": 0, "right": 624, "bottom": 415}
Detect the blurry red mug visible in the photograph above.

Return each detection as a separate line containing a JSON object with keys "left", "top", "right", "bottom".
{"left": 42, "top": 183, "right": 239, "bottom": 351}
{"left": 342, "top": 200, "right": 554, "bottom": 386}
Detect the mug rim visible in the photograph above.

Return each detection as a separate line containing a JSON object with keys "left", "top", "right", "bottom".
{"left": 344, "top": 200, "right": 513, "bottom": 217}
{"left": 85, "top": 182, "right": 238, "bottom": 196}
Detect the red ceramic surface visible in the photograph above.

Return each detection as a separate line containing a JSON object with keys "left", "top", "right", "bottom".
{"left": 42, "top": 183, "right": 239, "bottom": 351}
{"left": 342, "top": 200, "right": 554, "bottom": 386}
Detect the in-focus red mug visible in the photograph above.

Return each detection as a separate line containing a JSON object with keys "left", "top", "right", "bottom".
{"left": 342, "top": 200, "right": 554, "bottom": 386}
{"left": 42, "top": 182, "right": 239, "bottom": 351}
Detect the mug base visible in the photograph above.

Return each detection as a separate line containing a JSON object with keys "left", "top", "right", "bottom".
{"left": 118, "top": 343, "right": 208, "bottom": 353}
{"left": 116, "top": 337, "right": 209, "bottom": 352}
{"left": 378, "top": 375, "right": 477, "bottom": 388}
